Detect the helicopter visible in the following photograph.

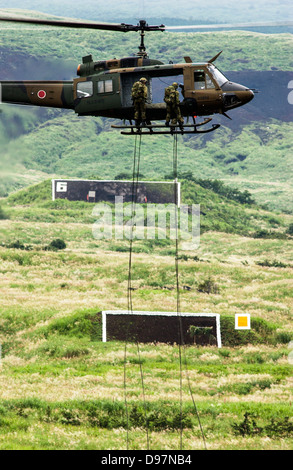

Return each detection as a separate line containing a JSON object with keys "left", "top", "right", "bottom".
{"left": 0, "top": 14, "right": 254, "bottom": 135}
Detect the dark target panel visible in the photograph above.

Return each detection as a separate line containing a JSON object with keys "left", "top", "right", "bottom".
{"left": 52, "top": 179, "right": 180, "bottom": 204}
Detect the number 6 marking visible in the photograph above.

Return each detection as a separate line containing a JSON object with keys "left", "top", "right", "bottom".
{"left": 288, "top": 80, "right": 293, "bottom": 104}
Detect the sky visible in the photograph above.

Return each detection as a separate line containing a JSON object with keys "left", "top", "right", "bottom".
{"left": 0, "top": 0, "right": 292, "bottom": 25}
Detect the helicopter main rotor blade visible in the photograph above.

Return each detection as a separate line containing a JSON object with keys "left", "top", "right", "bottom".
{"left": 0, "top": 15, "right": 165, "bottom": 32}
{"left": 165, "top": 21, "right": 293, "bottom": 30}
{"left": 0, "top": 15, "right": 128, "bottom": 31}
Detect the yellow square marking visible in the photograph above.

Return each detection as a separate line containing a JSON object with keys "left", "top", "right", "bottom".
{"left": 237, "top": 316, "right": 248, "bottom": 327}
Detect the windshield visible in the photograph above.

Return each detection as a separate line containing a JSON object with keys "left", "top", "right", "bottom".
{"left": 207, "top": 65, "right": 228, "bottom": 87}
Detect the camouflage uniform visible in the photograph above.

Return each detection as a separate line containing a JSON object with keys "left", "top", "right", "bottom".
{"left": 131, "top": 77, "right": 148, "bottom": 125}
{"left": 164, "top": 82, "right": 184, "bottom": 127}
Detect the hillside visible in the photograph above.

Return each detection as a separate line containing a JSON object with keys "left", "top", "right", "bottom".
{"left": 2, "top": 177, "right": 293, "bottom": 247}
{"left": 1, "top": 110, "right": 292, "bottom": 212}
{"left": 0, "top": 21, "right": 292, "bottom": 70}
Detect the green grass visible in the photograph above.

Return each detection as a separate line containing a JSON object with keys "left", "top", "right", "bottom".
{"left": 0, "top": 338, "right": 292, "bottom": 449}
{"left": 0, "top": 167, "right": 293, "bottom": 450}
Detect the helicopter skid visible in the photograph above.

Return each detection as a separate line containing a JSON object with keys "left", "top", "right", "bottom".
{"left": 111, "top": 118, "right": 220, "bottom": 135}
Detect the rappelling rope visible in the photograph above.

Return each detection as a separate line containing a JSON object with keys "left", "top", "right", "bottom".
{"left": 124, "top": 132, "right": 206, "bottom": 450}
{"left": 172, "top": 133, "right": 207, "bottom": 450}
{"left": 124, "top": 133, "right": 150, "bottom": 450}
{"left": 172, "top": 132, "right": 184, "bottom": 449}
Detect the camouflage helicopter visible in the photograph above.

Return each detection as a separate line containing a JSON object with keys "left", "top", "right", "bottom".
{"left": 0, "top": 15, "right": 254, "bottom": 135}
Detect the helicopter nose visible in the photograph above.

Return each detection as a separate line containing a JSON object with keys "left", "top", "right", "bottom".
{"left": 222, "top": 81, "right": 254, "bottom": 110}
{"left": 241, "top": 87, "right": 254, "bottom": 104}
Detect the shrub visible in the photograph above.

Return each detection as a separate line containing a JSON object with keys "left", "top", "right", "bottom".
{"left": 0, "top": 206, "right": 8, "bottom": 220}
{"left": 3, "top": 240, "right": 33, "bottom": 251}
{"left": 232, "top": 412, "right": 293, "bottom": 437}
{"left": 274, "top": 331, "right": 293, "bottom": 344}
{"left": 220, "top": 315, "right": 277, "bottom": 346}
{"left": 252, "top": 229, "right": 287, "bottom": 239}
{"left": 45, "top": 238, "right": 66, "bottom": 251}
{"left": 265, "top": 417, "right": 293, "bottom": 437}
{"left": 188, "top": 326, "right": 215, "bottom": 345}
{"left": 197, "top": 277, "right": 220, "bottom": 294}
{"left": 232, "top": 412, "right": 262, "bottom": 436}
{"left": 256, "top": 259, "right": 290, "bottom": 268}
{"left": 286, "top": 223, "right": 293, "bottom": 235}
{"left": 59, "top": 409, "right": 82, "bottom": 426}
{"left": 129, "top": 404, "right": 192, "bottom": 431}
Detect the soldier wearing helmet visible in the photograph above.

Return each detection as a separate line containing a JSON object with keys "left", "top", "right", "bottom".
{"left": 164, "top": 82, "right": 184, "bottom": 128}
{"left": 131, "top": 77, "right": 148, "bottom": 126}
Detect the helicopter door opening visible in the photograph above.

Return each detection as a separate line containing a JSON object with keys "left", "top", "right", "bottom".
{"left": 121, "top": 73, "right": 152, "bottom": 108}
{"left": 150, "top": 75, "right": 184, "bottom": 103}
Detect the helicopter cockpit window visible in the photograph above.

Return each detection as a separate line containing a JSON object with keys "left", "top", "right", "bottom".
{"left": 205, "top": 74, "right": 215, "bottom": 89}
{"left": 207, "top": 65, "right": 228, "bottom": 87}
{"left": 194, "top": 71, "right": 206, "bottom": 89}
{"left": 76, "top": 81, "right": 93, "bottom": 98}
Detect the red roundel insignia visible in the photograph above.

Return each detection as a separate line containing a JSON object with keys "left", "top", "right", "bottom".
{"left": 37, "top": 90, "right": 46, "bottom": 99}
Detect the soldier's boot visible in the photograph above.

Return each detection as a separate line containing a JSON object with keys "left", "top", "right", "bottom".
{"left": 165, "top": 107, "right": 171, "bottom": 126}
{"left": 134, "top": 109, "right": 140, "bottom": 127}
{"left": 141, "top": 112, "right": 147, "bottom": 126}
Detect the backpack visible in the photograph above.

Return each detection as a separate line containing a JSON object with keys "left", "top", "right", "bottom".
{"left": 132, "top": 81, "right": 146, "bottom": 100}
{"left": 164, "top": 85, "right": 175, "bottom": 104}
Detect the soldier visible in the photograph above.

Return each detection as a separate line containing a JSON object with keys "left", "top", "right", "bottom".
{"left": 164, "top": 82, "right": 184, "bottom": 128}
{"left": 131, "top": 77, "right": 148, "bottom": 126}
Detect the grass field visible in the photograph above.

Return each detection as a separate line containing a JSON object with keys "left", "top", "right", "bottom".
{"left": 0, "top": 184, "right": 292, "bottom": 450}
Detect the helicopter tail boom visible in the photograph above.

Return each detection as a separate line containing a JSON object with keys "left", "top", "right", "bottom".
{"left": 0, "top": 81, "right": 74, "bottom": 109}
